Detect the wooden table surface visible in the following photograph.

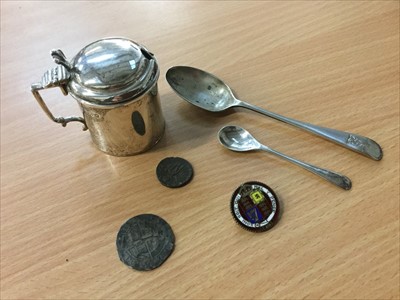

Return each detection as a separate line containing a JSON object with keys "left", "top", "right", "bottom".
{"left": 1, "top": 1, "right": 399, "bottom": 299}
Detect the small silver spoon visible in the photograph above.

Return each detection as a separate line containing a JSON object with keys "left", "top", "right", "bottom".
{"left": 166, "top": 66, "right": 382, "bottom": 161}
{"left": 218, "top": 125, "right": 352, "bottom": 190}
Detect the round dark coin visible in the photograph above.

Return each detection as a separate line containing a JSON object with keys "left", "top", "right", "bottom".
{"left": 231, "top": 181, "right": 280, "bottom": 232}
{"left": 116, "top": 214, "right": 175, "bottom": 271}
{"left": 156, "top": 157, "right": 193, "bottom": 188}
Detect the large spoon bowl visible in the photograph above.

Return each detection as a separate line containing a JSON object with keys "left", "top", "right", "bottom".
{"left": 166, "top": 66, "right": 383, "bottom": 161}
{"left": 166, "top": 66, "right": 238, "bottom": 112}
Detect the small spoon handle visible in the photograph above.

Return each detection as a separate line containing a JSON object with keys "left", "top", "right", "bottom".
{"left": 259, "top": 145, "right": 352, "bottom": 190}
{"left": 239, "top": 101, "right": 382, "bottom": 161}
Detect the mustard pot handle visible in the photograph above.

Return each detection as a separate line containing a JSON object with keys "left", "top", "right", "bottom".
{"left": 31, "top": 49, "right": 87, "bottom": 131}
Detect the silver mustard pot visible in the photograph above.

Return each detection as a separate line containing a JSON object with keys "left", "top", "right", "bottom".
{"left": 31, "top": 37, "right": 165, "bottom": 156}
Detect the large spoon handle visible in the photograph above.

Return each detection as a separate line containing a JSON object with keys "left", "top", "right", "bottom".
{"left": 260, "top": 145, "right": 352, "bottom": 190}
{"left": 239, "top": 101, "right": 383, "bottom": 161}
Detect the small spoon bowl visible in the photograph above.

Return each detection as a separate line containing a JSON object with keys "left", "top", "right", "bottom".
{"left": 218, "top": 125, "right": 260, "bottom": 152}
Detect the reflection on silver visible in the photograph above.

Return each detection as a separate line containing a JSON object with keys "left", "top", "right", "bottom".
{"left": 129, "top": 60, "right": 136, "bottom": 69}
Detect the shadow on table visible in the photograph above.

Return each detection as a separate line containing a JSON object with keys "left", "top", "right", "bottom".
{"left": 151, "top": 92, "right": 236, "bottom": 152}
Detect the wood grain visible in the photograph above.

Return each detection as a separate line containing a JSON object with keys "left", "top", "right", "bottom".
{"left": 1, "top": 1, "right": 399, "bottom": 299}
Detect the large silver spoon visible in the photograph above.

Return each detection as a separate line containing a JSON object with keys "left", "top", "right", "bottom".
{"left": 218, "top": 125, "right": 352, "bottom": 190}
{"left": 166, "top": 66, "right": 382, "bottom": 161}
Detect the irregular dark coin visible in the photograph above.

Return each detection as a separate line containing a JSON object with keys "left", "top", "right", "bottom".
{"left": 156, "top": 157, "right": 193, "bottom": 188}
{"left": 231, "top": 181, "right": 280, "bottom": 232}
{"left": 116, "top": 214, "right": 175, "bottom": 271}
